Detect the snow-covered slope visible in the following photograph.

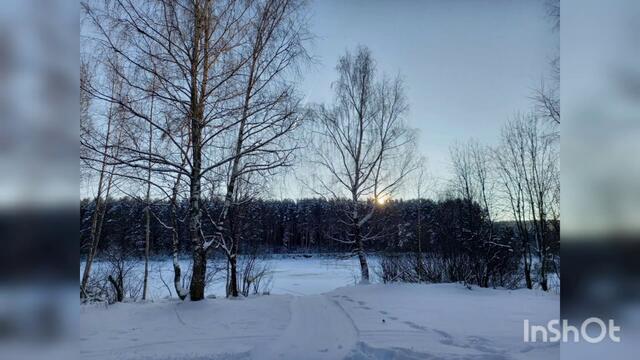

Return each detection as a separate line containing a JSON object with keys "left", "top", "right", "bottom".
{"left": 80, "top": 283, "right": 558, "bottom": 360}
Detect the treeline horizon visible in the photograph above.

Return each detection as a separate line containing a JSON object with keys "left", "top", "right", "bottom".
{"left": 81, "top": 196, "right": 559, "bottom": 257}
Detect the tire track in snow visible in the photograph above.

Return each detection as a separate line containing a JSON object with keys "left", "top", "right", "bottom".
{"left": 256, "top": 294, "right": 358, "bottom": 360}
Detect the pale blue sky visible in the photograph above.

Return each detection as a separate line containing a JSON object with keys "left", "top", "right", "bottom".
{"left": 299, "top": 0, "right": 557, "bottom": 188}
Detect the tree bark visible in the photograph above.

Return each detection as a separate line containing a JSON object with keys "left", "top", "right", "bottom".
{"left": 353, "top": 210, "right": 369, "bottom": 283}
{"left": 170, "top": 171, "right": 188, "bottom": 300}
{"left": 188, "top": 130, "right": 205, "bottom": 300}
{"left": 523, "top": 241, "right": 533, "bottom": 289}
{"left": 143, "top": 199, "right": 150, "bottom": 300}
{"left": 228, "top": 254, "right": 239, "bottom": 297}
{"left": 190, "top": 245, "right": 206, "bottom": 300}
{"left": 108, "top": 274, "right": 124, "bottom": 302}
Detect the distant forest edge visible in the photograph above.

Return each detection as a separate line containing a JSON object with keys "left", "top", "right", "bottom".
{"left": 81, "top": 196, "right": 559, "bottom": 258}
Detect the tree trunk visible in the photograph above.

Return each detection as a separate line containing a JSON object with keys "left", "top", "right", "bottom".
{"left": 143, "top": 200, "right": 150, "bottom": 300}
{"left": 170, "top": 170, "right": 188, "bottom": 301}
{"left": 539, "top": 258, "right": 548, "bottom": 291}
{"left": 190, "top": 246, "right": 206, "bottom": 301}
{"left": 188, "top": 140, "right": 206, "bottom": 300}
{"left": 81, "top": 196, "right": 103, "bottom": 297}
{"left": 108, "top": 274, "right": 124, "bottom": 302}
{"left": 228, "top": 255, "right": 239, "bottom": 297}
{"left": 173, "top": 261, "right": 187, "bottom": 301}
{"left": 540, "top": 276, "right": 548, "bottom": 291}
{"left": 357, "top": 249, "right": 369, "bottom": 284}
{"left": 354, "top": 224, "right": 369, "bottom": 284}
{"left": 81, "top": 169, "right": 114, "bottom": 297}
{"left": 416, "top": 202, "right": 424, "bottom": 281}
{"left": 142, "top": 96, "right": 154, "bottom": 301}
{"left": 523, "top": 249, "right": 533, "bottom": 289}
{"left": 188, "top": 171, "right": 206, "bottom": 300}
{"left": 81, "top": 102, "right": 115, "bottom": 297}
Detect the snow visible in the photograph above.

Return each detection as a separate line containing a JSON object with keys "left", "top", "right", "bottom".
{"left": 80, "top": 280, "right": 559, "bottom": 359}
{"left": 81, "top": 256, "right": 366, "bottom": 299}
{"left": 267, "top": 256, "right": 366, "bottom": 296}
{"left": 330, "top": 284, "right": 559, "bottom": 360}
{"left": 80, "top": 294, "right": 291, "bottom": 360}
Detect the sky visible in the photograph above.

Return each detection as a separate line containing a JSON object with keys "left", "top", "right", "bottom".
{"left": 292, "top": 0, "right": 558, "bottom": 197}
{"left": 78, "top": 0, "right": 559, "bottom": 201}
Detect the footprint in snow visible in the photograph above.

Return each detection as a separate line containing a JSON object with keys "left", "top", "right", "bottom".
{"left": 433, "top": 329, "right": 453, "bottom": 340}
{"left": 403, "top": 321, "right": 429, "bottom": 332}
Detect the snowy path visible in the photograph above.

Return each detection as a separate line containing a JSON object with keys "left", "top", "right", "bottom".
{"left": 80, "top": 283, "right": 559, "bottom": 360}
{"left": 257, "top": 294, "right": 358, "bottom": 360}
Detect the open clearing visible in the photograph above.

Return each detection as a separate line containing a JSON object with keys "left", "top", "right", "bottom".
{"left": 81, "top": 259, "right": 559, "bottom": 360}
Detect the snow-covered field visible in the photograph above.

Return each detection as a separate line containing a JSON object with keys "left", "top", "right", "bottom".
{"left": 81, "top": 256, "right": 367, "bottom": 298}
{"left": 80, "top": 257, "right": 559, "bottom": 360}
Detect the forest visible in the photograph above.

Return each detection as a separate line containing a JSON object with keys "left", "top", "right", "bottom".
{"left": 81, "top": 197, "right": 557, "bottom": 256}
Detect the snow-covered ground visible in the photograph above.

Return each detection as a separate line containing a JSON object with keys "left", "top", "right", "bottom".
{"left": 81, "top": 256, "right": 369, "bottom": 299}
{"left": 80, "top": 274, "right": 559, "bottom": 359}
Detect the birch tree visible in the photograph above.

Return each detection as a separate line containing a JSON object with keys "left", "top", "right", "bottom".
{"left": 80, "top": 57, "right": 127, "bottom": 298}
{"left": 211, "top": 0, "right": 310, "bottom": 297}
{"left": 81, "top": 0, "right": 251, "bottom": 300}
{"left": 311, "top": 46, "right": 415, "bottom": 283}
{"left": 81, "top": 0, "right": 309, "bottom": 300}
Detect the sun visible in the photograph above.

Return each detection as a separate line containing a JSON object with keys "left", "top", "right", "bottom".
{"left": 376, "top": 195, "right": 388, "bottom": 205}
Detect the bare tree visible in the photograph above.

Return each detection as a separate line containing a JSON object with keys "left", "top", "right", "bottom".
{"left": 311, "top": 46, "right": 415, "bottom": 283}
{"left": 80, "top": 60, "right": 94, "bottom": 183}
{"left": 412, "top": 157, "right": 432, "bottom": 279}
{"left": 545, "top": 0, "right": 560, "bottom": 32}
{"left": 80, "top": 56, "right": 127, "bottom": 298}
{"left": 81, "top": 0, "right": 254, "bottom": 301}
{"left": 495, "top": 113, "right": 558, "bottom": 290}
{"left": 449, "top": 142, "right": 476, "bottom": 204}
{"left": 104, "top": 246, "right": 142, "bottom": 303}
{"left": 142, "top": 82, "right": 156, "bottom": 300}
{"left": 208, "top": 0, "right": 310, "bottom": 298}
{"left": 532, "top": 77, "right": 559, "bottom": 126}
{"left": 534, "top": 0, "right": 560, "bottom": 128}
{"left": 81, "top": 0, "right": 309, "bottom": 300}
{"left": 449, "top": 140, "right": 509, "bottom": 287}
{"left": 449, "top": 140, "right": 496, "bottom": 220}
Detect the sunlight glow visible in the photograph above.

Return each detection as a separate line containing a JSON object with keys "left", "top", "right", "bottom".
{"left": 376, "top": 195, "right": 389, "bottom": 205}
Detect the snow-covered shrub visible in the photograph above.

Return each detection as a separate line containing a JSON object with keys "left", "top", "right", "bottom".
{"left": 85, "top": 246, "right": 142, "bottom": 304}
{"left": 377, "top": 253, "right": 446, "bottom": 283}
{"left": 238, "top": 254, "right": 273, "bottom": 297}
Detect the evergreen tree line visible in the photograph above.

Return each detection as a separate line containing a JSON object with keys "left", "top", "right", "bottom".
{"left": 81, "top": 196, "right": 559, "bottom": 287}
